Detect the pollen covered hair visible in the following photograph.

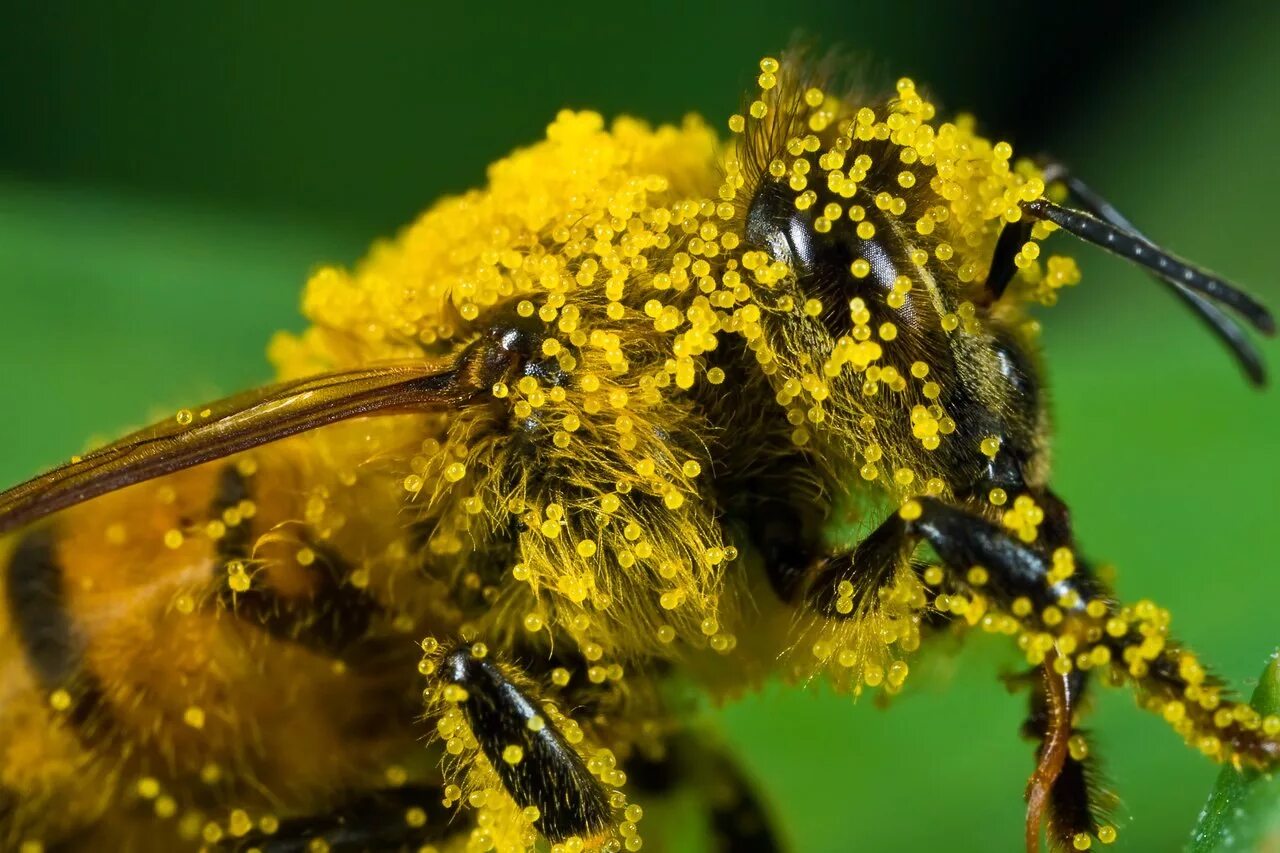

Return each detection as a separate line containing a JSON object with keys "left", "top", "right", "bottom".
{"left": 267, "top": 54, "right": 1075, "bottom": 679}
{"left": 266, "top": 58, "right": 1280, "bottom": 853}
{"left": 1, "top": 50, "right": 1272, "bottom": 853}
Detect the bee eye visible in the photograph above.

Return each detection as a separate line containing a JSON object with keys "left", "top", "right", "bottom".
{"left": 745, "top": 183, "right": 826, "bottom": 275}
{"left": 745, "top": 182, "right": 908, "bottom": 333}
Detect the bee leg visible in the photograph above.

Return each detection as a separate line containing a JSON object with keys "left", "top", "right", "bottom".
{"left": 217, "top": 537, "right": 387, "bottom": 660}
{"left": 439, "top": 645, "right": 615, "bottom": 844}
{"left": 803, "top": 495, "right": 1096, "bottom": 616}
{"left": 701, "top": 745, "right": 782, "bottom": 853}
{"left": 631, "top": 736, "right": 784, "bottom": 853}
{"left": 1021, "top": 666, "right": 1115, "bottom": 853}
{"left": 803, "top": 498, "right": 1112, "bottom": 850}
{"left": 222, "top": 786, "right": 456, "bottom": 852}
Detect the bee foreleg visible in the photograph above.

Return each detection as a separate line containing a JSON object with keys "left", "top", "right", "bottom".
{"left": 438, "top": 645, "right": 615, "bottom": 844}
{"left": 802, "top": 497, "right": 1114, "bottom": 850}
{"left": 804, "top": 496, "right": 1098, "bottom": 617}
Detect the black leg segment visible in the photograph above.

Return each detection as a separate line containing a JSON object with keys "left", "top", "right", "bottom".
{"left": 1022, "top": 667, "right": 1113, "bottom": 852}
{"left": 805, "top": 497, "right": 1096, "bottom": 619}
{"left": 801, "top": 496, "right": 1111, "bottom": 851}
{"left": 441, "top": 646, "right": 613, "bottom": 844}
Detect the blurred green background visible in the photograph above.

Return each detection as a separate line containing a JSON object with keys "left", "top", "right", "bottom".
{"left": 1, "top": 3, "right": 1277, "bottom": 850}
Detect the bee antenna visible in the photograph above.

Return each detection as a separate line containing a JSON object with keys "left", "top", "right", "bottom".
{"left": 1169, "top": 285, "right": 1268, "bottom": 386}
{"left": 1022, "top": 197, "right": 1275, "bottom": 386}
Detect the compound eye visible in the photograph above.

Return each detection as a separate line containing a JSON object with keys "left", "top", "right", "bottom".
{"left": 745, "top": 183, "right": 824, "bottom": 275}
{"left": 745, "top": 182, "right": 914, "bottom": 336}
{"left": 746, "top": 182, "right": 902, "bottom": 291}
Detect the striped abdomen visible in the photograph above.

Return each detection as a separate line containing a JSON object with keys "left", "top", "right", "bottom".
{"left": 0, "top": 437, "right": 442, "bottom": 851}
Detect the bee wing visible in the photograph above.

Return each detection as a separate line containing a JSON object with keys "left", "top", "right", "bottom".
{"left": 0, "top": 355, "right": 495, "bottom": 536}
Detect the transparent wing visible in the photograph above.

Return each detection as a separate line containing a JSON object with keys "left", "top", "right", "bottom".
{"left": 0, "top": 357, "right": 482, "bottom": 536}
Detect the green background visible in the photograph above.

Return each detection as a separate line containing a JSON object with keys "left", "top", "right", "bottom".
{"left": 2, "top": 3, "right": 1277, "bottom": 850}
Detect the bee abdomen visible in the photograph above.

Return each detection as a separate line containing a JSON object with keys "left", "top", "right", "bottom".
{"left": 0, "top": 447, "right": 431, "bottom": 850}
{"left": 0, "top": 524, "right": 118, "bottom": 849}
{"left": 6, "top": 527, "right": 107, "bottom": 726}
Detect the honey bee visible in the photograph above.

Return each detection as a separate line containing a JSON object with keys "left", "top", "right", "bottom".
{"left": 0, "top": 52, "right": 1275, "bottom": 853}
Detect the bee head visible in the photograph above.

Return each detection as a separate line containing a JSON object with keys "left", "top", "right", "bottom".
{"left": 732, "top": 57, "right": 1272, "bottom": 392}
{"left": 728, "top": 66, "right": 1030, "bottom": 363}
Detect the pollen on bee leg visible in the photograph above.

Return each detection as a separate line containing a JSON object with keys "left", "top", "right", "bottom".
{"left": 1001, "top": 494, "right": 1044, "bottom": 543}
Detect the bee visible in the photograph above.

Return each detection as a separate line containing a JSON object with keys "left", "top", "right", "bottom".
{"left": 0, "top": 51, "right": 1274, "bottom": 853}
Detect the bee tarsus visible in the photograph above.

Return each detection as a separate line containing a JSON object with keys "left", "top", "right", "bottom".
{"left": 1023, "top": 667, "right": 1109, "bottom": 853}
